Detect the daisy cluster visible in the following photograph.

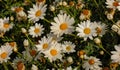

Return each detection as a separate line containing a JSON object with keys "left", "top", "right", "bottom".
{"left": 0, "top": 0, "right": 120, "bottom": 70}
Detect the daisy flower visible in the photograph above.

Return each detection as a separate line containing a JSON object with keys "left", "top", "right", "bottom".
{"left": 36, "top": 36, "right": 52, "bottom": 52}
{"left": 79, "top": 9, "right": 91, "bottom": 20}
{"left": 106, "top": 0, "right": 120, "bottom": 11}
{"left": 76, "top": 20, "right": 96, "bottom": 41}
{"left": 94, "top": 22, "right": 107, "bottom": 37}
{"left": 0, "top": 45, "right": 13, "bottom": 63}
{"left": 43, "top": 42, "right": 62, "bottom": 62}
{"left": 62, "top": 41, "right": 75, "bottom": 54}
{"left": 29, "top": 23, "right": 44, "bottom": 38}
{"left": 28, "top": 3, "right": 47, "bottom": 22}
{"left": 111, "top": 44, "right": 120, "bottom": 64}
{"left": 82, "top": 56, "right": 102, "bottom": 70}
{"left": 47, "top": 33, "right": 63, "bottom": 42}
{"left": 50, "top": 13, "right": 75, "bottom": 37}
{"left": 0, "top": 17, "right": 13, "bottom": 32}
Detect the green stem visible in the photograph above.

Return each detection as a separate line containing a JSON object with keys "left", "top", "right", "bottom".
{"left": 94, "top": 0, "right": 99, "bottom": 7}
{"left": 3, "top": 62, "right": 8, "bottom": 70}
{"left": 98, "top": 44, "right": 111, "bottom": 55}
{"left": 43, "top": 18, "right": 51, "bottom": 23}
{"left": 25, "top": 34, "right": 34, "bottom": 47}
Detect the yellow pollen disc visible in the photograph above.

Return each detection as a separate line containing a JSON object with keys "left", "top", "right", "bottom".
{"left": 34, "top": 28, "right": 40, "bottom": 34}
{"left": 96, "top": 27, "right": 102, "bottom": 34}
{"left": 43, "top": 43, "right": 48, "bottom": 49}
{"left": 113, "top": 1, "right": 119, "bottom": 7}
{"left": 4, "top": 23, "right": 10, "bottom": 29}
{"left": 88, "top": 59, "right": 95, "bottom": 65}
{"left": 35, "top": 10, "right": 42, "bottom": 17}
{"left": 83, "top": 10, "right": 89, "bottom": 15}
{"left": 9, "top": 42, "right": 15, "bottom": 47}
{"left": 84, "top": 28, "right": 91, "bottom": 34}
{"left": 0, "top": 52, "right": 7, "bottom": 59}
{"left": 60, "top": 23, "right": 68, "bottom": 30}
{"left": 50, "top": 49, "right": 57, "bottom": 56}
{"left": 15, "top": 7, "right": 23, "bottom": 12}
{"left": 66, "top": 46, "right": 71, "bottom": 51}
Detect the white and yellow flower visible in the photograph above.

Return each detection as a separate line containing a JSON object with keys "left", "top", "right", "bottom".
{"left": 111, "top": 44, "right": 120, "bottom": 64}
{"left": 29, "top": 23, "right": 44, "bottom": 38}
{"left": 50, "top": 13, "right": 75, "bottom": 37}
{"left": 28, "top": 3, "right": 47, "bottom": 22}
{"left": 82, "top": 56, "right": 102, "bottom": 70}
{"left": 0, "top": 17, "right": 13, "bottom": 32}
{"left": 0, "top": 45, "right": 13, "bottom": 63}
{"left": 94, "top": 22, "right": 107, "bottom": 37}
{"left": 36, "top": 36, "right": 52, "bottom": 52}
{"left": 79, "top": 9, "right": 91, "bottom": 20}
{"left": 43, "top": 42, "right": 62, "bottom": 62}
{"left": 106, "top": 0, "right": 120, "bottom": 11}
{"left": 76, "top": 20, "right": 96, "bottom": 41}
{"left": 62, "top": 41, "right": 75, "bottom": 54}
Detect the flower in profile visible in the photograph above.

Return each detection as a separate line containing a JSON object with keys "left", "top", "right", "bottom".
{"left": 94, "top": 22, "right": 107, "bottom": 37}
{"left": 0, "top": 17, "right": 13, "bottom": 32}
{"left": 76, "top": 20, "right": 96, "bottom": 41}
{"left": 106, "top": 0, "right": 120, "bottom": 11}
{"left": 105, "top": 8, "right": 115, "bottom": 20}
{"left": 31, "top": 64, "right": 38, "bottom": 70}
{"left": 50, "top": 13, "right": 75, "bottom": 37}
{"left": 43, "top": 42, "right": 62, "bottom": 62}
{"left": 62, "top": 41, "right": 75, "bottom": 54}
{"left": 82, "top": 56, "right": 102, "bottom": 70}
{"left": 36, "top": 36, "right": 52, "bottom": 52}
{"left": 29, "top": 23, "right": 44, "bottom": 38}
{"left": 111, "top": 44, "right": 120, "bottom": 64}
{"left": 79, "top": 9, "right": 91, "bottom": 20}
{"left": 28, "top": 3, "right": 47, "bottom": 22}
{"left": 0, "top": 45, "right": 13, "bottom": 63}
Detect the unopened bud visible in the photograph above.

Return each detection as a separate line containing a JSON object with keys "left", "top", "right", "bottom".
{"left": 50, "top": 6, "right": 55, "bottom": 12}
{"left": 67, "top": 56, "right": 73, "bottom": 63}
{"left": 94, "top": 38, "right": 101, "bottom": 45}
{"left": 23, "top": 39, "right": 29, "bottom": 47}
{"left": 21, "top": 28, "right": 27, "bottom": 34}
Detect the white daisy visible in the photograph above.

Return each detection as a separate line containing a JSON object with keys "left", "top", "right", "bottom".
{"left": 50, "top": 13, "right": 75, "bottom": 37}
{"left": 29, "top": 23, "right": 44, "bottom": 38}
{"left": 79, "top": 9, "right": 91, "bottom": 20}
{"left": 0, "top": 45, "right": 13, "bottom": 63}
{"left": 62, "top": 41, "right": 75, "bottom": 54}
{"left": 76, "top": 20, "right": 96, "bottom": 41}
{"left": 94, "top": 22, "right": 107, "bottom": 37}
{"left": 36, "top": 36, "right": 52, "bottom": 52}
{"left": 0, "top": 17, "right": 13, "bottom": 32}
{"left": 106, "top": 0, "right": 120, "bottom": 11}
{"left": 111, "top": 44, "right": 120, "bottom": 64}
{"left": 28, "top": 3, "right": 47, "bottom": 22}
{"left": 82, "top": 56, "right": 102, "bottom": 70}
{"left": 47, "top": 33, "right": 63, "bottom": 42}
{"left": 43, "top": 42, "right": 62, "bottom": 62}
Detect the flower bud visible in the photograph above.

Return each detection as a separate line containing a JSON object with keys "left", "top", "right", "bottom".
{"left": 23, "top": 39, "right": 29, "bottom": 47}
{"left": 50, "top": 5, "right": 55, "bottom": 12}
{"left": 31, "top": 64, "right": 38, "bottom": 70}
{"left": 62, "top": 1, "right": 67, "bottom": 6}
{"left": 21, "top": 28, "right": 27, "bottom": 34}
{"left": 94, "top": 38, "right": 101, "bottom": 45}
{"left": 111, "top": 25, "right": 119, "bottom": 32}
{"left": 67, "top": 56, "right": 73, "bottom": 63}
{"left": 99, "top": 50, "right": 104, "bottom": 55}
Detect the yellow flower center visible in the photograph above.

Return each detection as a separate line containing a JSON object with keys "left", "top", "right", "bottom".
{"left": 66, "top": 46, "right": 71, "bottom": 51}
{"left": 60, "top": 23, "right": 68, "bottom": 30}
{"left": 50, "top": 49, "right": 57, "bottom": 56}
{"left": 88, "top": 59, "right": 95, "bottom": 65}
{"left": 0, "top": 52, "right": 7, "bottom": 59}
{"left": 82, "top": 10, "right": 89, "bottom": 15}
{"left": 4, "top": 23, "right": 10, "bottom": 29}
{"left": 34, "top": 28, "right": 40, "bottom": 34}
{"left": 15, "top": 7, "right": 23, "bottom": 13}
{"left": 113, "top": 1, "right": 119, "bottom": 7}
{"left": 84, "top": 28, "right": 91, "bottom": 34}
{"left": 96, "top": 27, "right": 102, "bottom": 34}
{"left": 35, "top": 10, "right": 42, "bottom": 17}
{"left": 9, "top": 42, "right": 15, "bottom": 47}
{"left": 30, "top": 50, "right": 36, "bottom": 56}
{"left": 43, "top": 43, "right": 48, "bottom": 49}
